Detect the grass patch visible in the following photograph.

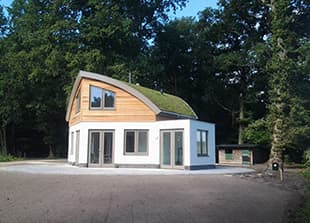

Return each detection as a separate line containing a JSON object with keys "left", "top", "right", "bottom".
{"left": 298, "top": 168, "right": 310, "bottom": 223}
{"left": 0, "top": 154, "right": 22, "bottom": 162}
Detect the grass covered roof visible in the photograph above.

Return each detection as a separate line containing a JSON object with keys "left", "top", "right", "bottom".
{"left": 128, "top": 83, "right": 197, "bottom": 118}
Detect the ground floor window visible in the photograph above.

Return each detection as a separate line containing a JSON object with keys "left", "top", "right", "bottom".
{"left": 197, "top": 130, "right": 208, "bottom": 156}
{"left": 124, "top": 130, "right": 148, "bottom": 155}
{"left": 225, "top": 148, "right": 233, "bottom": 160}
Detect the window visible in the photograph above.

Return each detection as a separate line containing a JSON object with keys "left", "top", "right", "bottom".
{"left": 104, "top": 90, "right": 115, "bottom": 108}
{"left": 197, "top": 130, "right": 208, "bottom": 156}
{"left": 75, "top": 90, "right": 81, "bottom": 113}
{"left": 225, "top": 148, "right": 233, "bottom": 160}
{"left": 90, "top": 85, "right": 115, "bottom": 109}
{"left": 70, "top": 132, "right": 74, "bottom": 155}
{"left": 124, "top": 130, "right": 148, "bottom": 155}
{"left": 90, "top": 86, "right": 103, "bottom": 108}
{"left": 75, "top": 131, "right": 80, "bottom": 162}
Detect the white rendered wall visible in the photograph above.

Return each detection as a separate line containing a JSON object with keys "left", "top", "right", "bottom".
{"left": 189, "top": 120, "right": 216, "bottom": 166}
{"left": 68, "top": 119, "right": 215, "bottom": 167}
{"left": 155, "top": 119, "right": 191, "bottom": 166}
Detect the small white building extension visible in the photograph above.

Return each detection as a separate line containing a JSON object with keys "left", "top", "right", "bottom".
{"left": 66, "top": 71, "right": 215, "bottom": 169}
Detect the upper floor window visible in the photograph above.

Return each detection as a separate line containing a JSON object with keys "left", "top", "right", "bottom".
{"left": 90, "top": 85, "right": 115, "bottom": 109}
{"left": 197, "top": 129, "right": 208, "bottom": 156}
{"left": 75, "top": 90, "right": 81, "bottom": 114}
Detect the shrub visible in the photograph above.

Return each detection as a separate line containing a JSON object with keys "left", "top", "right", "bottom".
{"left": 304, "top": 150, "right": 310, "bottom": 168}
{"left": 0, "top": 154, "right": 21, "bottom": 162}
{"left": 244, "top": 118, "right": 271, "bottom": 145}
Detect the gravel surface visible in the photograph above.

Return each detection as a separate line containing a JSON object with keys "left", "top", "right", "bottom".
{"left": 0, "top": 165, "right": 303, "bottom": 223}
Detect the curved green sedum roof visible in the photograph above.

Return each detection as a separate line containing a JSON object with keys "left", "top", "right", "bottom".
{"left": 128, "top": 84, "right": 197, "bottom": 118}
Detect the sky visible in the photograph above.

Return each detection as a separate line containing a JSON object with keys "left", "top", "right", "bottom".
{"left": 169, "top": 0, "right": 218, "bottom": 19}
{"left": 1, "top": 0, "right": 218, "bottom": 19}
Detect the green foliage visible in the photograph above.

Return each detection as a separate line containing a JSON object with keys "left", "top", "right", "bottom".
{"left": 0, "top": 154, "right": 21, "bottom": 162}
{"left": 267, "top": 0, "right": 310, "bottom": 163}
{"left": 0, "top": 0, "right": 189, "bottom": 157}
{"left": 244, "top": 119, "right": 271, "bottom": 145}
{"left": 129, "top": 83, "right": 196, "bottom": 118}
{"left": 305, "top": 151, "right": 310, "bottom": 168}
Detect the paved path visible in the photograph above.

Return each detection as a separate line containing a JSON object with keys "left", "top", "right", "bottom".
{"left": 0, "top": 161, "right": 254, "bottom": 175}
{"left": 0, "top": 161, "right": 300, "bottom": 223}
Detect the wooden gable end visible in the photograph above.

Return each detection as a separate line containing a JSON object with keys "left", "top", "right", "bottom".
{"left": 68, "top": 78, "right": 157, "bottom": 126}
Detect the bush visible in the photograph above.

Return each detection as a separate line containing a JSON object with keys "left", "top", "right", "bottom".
{"left": 244, "top": 118, "right": 271, "bottom": 145}
{"left": 0, "top": 154, "right": 21, "bottom": 162}
{"left": 305, "top": 150, "right": 310, "bottom": 168}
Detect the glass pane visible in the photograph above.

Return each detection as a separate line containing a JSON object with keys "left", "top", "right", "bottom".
{"left": 104, "top": 91, "right": 115, "bottom": 108}
{"left": 174, "top": 132, "right": 183, "bottom": 166}
{"left": 196, "top": 131, "right": 201, "bottom": 155}
{"left": 75, "top": 131, "right": 80, "bottom": 162}
{"left": 70, "top": 132, "right": 74, "bottom": 155}
{"left": 104, "top": 132, "right": 113, "bottom": 164}
{"left": 90, "top": 132, "right": 100, "bottom": 164}
{"left": 163, "top": 132, "right": 171, "bottom": 165}
{"left": 90, "top": 86, "right": 102, "bottom": 108}
{"left": 125, "top": 132, "right": 135, "bottom": 153}
{"left": 201, "top": 131, "right": 207, "bottom": 155}
{"left": 138, "top": 131, "right": 147, "bottom": 153}
{"left": 75, "top": 91, "right": 80, "bottom": 113}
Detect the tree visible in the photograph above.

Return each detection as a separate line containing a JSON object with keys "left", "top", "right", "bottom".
{"left": 267, "top": 0, "right": 310, "bottom": 175}
{"left": 0, "top": 5, "right": 7, "bottom": 154}
{"left": 0, "top": 0, "right": 188, "bottom": 157}
{"left": 204, "top": 0, "right": 269, "bottom": 144}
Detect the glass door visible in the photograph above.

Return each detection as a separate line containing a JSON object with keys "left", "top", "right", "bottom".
{"left": 89, "top": 131, "right": 100, "bottom": 166}
{"left": 103, "top": 132, "right": 113, "bottom": 164}
{"left": 174, "top": 131, "right": 183, "bottom": 166}
{"left": 162, "top": 132, "right": 171, "bottom": 166}
{"left": 161, "top": 130, "right": 183, "bottom": 169}
{"left": 88, "top": 130, "right": 114, "bottom": 167}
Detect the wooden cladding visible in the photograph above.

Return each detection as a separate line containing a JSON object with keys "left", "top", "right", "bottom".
{"left": 68, "top": 78, "right": 157, "bottom": 126}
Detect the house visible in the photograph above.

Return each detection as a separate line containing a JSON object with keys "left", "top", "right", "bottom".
{"left": 217, "top": 144, "right": 269, "bottom": 166}
{"left": 65, "top": 70, "right": 215, "bottom": 169}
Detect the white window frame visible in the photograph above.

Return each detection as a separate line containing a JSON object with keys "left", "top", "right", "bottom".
{"left": 124, "top": 130, "right": 148, "bottom": 155}
{"left": 197, "top": 129, "right": 208, "bottom": 157}
{"left": 89, "top": 85, "right": 115, "bottom": 110}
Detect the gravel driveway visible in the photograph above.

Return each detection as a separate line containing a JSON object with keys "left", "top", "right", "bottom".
{"left": 0, "top": 162, "right": 301, "bottom": 223}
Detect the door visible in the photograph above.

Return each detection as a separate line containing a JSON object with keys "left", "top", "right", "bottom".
{"left": 242, "top": 149, "right": 250, "bottom": 165}
{"left": 161, "top": 130, "right": 183, "bottom": 169}
{"left": 88, "top": 130, "right": 114, "bottom": 167}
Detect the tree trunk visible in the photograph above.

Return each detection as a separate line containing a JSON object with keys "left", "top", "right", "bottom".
{"left": 269, "top": 118, "right": 284, "bottom": 179}
{"left": 0, "top": 126, "right": 8, "bottom": 155}
{"left": 48, "top": 144, "right": 54, "bottom": 158}
{"left": 238, "top": 97, "right": 244, "bottom": 144}
{"left": 267, "top": 0, "right": 292, "bottom": 181}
